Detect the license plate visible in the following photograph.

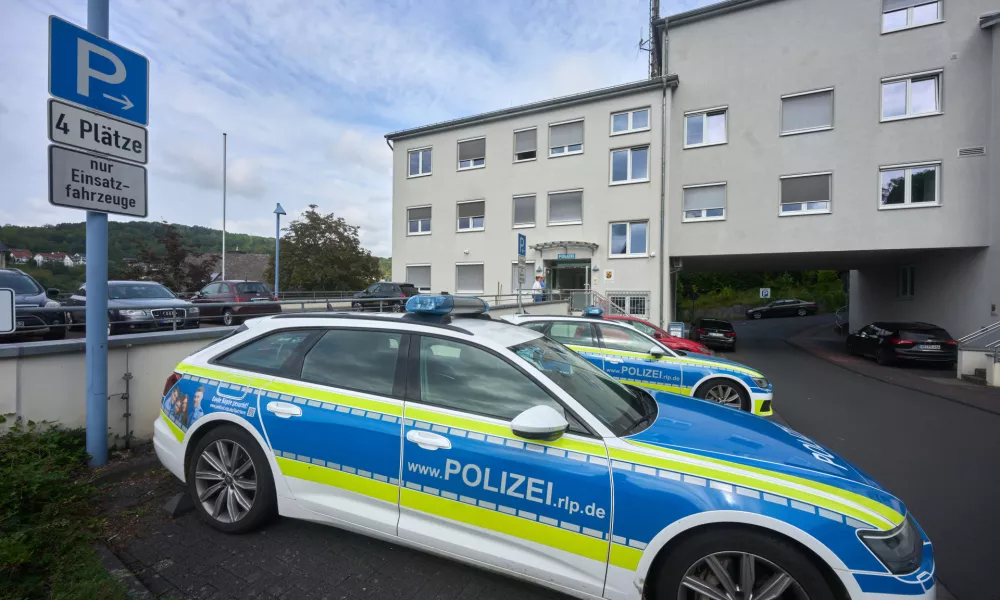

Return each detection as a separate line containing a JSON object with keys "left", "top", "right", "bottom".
{"left": 251, "top": 297, "right": 269, "bottom": 302}
{"left": 708, "top": 332, "right": 724, "bottom": 338}
{"left": 16, "top": 321, "right": 24, "bottom": 327}
{"left": 918, "top": 344, "right": 941, "bottom": 350}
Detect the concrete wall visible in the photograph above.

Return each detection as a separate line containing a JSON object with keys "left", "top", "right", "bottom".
{"left": 390, "top": 86, "right": 670, "bottom": 324}
{"left": 666, "top": 0, "right": 996, "bottom": 258}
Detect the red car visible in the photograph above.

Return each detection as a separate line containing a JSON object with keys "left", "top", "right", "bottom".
{"left": 603, "top": 314, "right": 714, "bottom": 355}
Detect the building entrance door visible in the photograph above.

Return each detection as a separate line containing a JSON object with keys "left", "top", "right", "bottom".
{"left": 547, "top": 260, "right": 590, "bottom": 290}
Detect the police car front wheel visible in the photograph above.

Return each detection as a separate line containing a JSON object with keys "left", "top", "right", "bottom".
{"left": 187, "top": 425, "right": 276, "bottom": 533}
{"left": 695, "top": 379, "right": 749, "bottom": 412}
{"left": 651, "top": 527, "right": 834, "bottom": 600}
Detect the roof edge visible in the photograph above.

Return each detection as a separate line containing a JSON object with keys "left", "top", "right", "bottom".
{"left": 385, "top": 76, "right": 678, "bottom": 141}
{"left": 981, "top": 11, "right": 1000, "bottom": 29}
{"left": 665, "top": 0, "right": 783, "bottom": 27}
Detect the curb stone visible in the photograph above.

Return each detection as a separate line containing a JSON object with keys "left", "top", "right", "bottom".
{"left": 96, "top": 543, "right": 156, "bottom": 600}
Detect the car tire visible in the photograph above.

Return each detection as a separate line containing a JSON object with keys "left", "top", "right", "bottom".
{"left": 43, "top": 324, "right": 67, "bottom": 341}
{"left": 694, "top": 378, "right": 749, "bottom": 412}
{"left": 222, "top": 309, "right": 241, "bottom": 327}
{"left": 352, "top": 302, "right": 363, "bottom": 312}
{"left": 649, "top": 526, "right": 835, "bottom": 600}
{"left": 392, "top": 302, "right": 403, "bottom": 313}
{"left": 875, "top": 347, "right": 893, "bottom": 366}
{"left": 752, "top": 312, "right": 763, "bottom": 319}
{"left": 797, "top": 308, "right": 807, "bottom": 317}
{"left": 186, "top": 424, "right": 276, "bottom": 534}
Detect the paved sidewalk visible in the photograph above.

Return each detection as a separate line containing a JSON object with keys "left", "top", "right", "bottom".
{"left": 787, "top": 323, "right": 1000, "bottom": 416}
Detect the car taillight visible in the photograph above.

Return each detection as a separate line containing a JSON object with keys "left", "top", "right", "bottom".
{"left": 163, "top": 372, "right": 182, "bottom": 396}
{"left": 945, "top": 340, "right": 958, "bottom": 346}
{"left": 235, "top": 297, "right": 243, "bottom": 303}
{"left": 724, "top": 332, "right": 736, "bottom": 338}
{"left": 890, "top": 338, "right": 914, "bottom": 346}
{"left": 401, "top": 293, "right": 406, "bottom": 298}
{"left": 696, "top": 328, "right": 706, "bottom": 334}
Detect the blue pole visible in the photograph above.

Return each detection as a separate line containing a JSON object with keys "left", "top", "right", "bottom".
{"left": 274, "top": 214, "right": 280, "bottom": 297}
{"left": 85, "top": 0, "right": 110, "bottom": 467}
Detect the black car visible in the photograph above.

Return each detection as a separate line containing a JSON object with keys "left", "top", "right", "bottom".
{"left": 351, "top": 282, "right": 420, "bottom": 312}
{"left": 0, "top": 268, "right": 66, "bottom": 341}
{"left": 746, "top": 298, "right": 818, "bottom": 320}
{"left": 691, "top": 318, "right": 737, "bottom": 351}
{"left": 67, "top": 281, "right": 201, "bottom": 335}
{"left": 847, "top": 321, "right": 958, "bottom": 366}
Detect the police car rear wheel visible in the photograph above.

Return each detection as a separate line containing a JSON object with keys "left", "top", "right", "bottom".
{"left": 696, "top": 379, "right": 748, "bottom": 411}
{"left": 188, "top": 425, "right": 275, "bottom": 533}
{"left": 652, "top": 527, "right": 833, "bottom": 600}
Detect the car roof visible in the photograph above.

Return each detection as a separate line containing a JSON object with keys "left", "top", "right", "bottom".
{"left": 872, "top": 321, "right": 943, "bottom": 330}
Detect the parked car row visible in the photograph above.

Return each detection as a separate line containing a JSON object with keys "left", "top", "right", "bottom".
{"left": 0, "top": 268, "right": 67, "bottom": 341}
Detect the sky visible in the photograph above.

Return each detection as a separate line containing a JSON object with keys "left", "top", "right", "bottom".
{"left": 0, "top": 0, "right": 714, "bottom": 257}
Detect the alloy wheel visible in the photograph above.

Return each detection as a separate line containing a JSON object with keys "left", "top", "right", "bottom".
{"left": 222, "top": 310, "right": 234, "bottom": 326}
{"left": 797, "top": 308, "right": 807, "bottom": 316}
{"left": 679, "top": 551, "right": 809, "bottom": 600}
{"left": 704, "top": 384, "right": 742, "bottom": 409}
{"left": 194, "top": 439, "right": 257, "bottom": 524}
{"left": 753, "top": 312, "right": 762, "bottom": 319}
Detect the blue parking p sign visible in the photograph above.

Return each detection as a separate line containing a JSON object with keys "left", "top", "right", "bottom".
{"left": 518, "top": 233, "right": 526, "bottom": 258}
{"left": 49, "top": 16, "right": 149, "bottom": 126}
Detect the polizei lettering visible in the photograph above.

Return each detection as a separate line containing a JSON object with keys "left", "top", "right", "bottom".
{"left": 63, "top": 159, "right": 137, "bottom": 212}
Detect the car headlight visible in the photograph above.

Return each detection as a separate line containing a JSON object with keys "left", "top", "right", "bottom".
{"left": 119, "top": 309, "right": 148, "bottom": 317}
{"left": 750, "top": 376, "right": 770, "bottom": 389}
{"left": 858, "top": 515, "right": 923, "bottom": 574}
{"left": 45, "top": 300, "right": 61, "bottom": 308}
{"left": 188, "top": 307, "right": 200, "bottom": 316}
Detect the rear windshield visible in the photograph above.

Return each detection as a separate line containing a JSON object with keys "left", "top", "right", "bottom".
{"left": 900, "top": 328, "right": 951, "bottom": 341}
{"left": 700, "top": 319, "right": 733, "bottom": 331}
{"left": 236, "top": 282, "right": 271, "bottom": 294}
{"left": 0, "top": 272, "right": 43, "bottom": 295}
{"left": 400, "top": 285, "right": 419, "bottom": 294}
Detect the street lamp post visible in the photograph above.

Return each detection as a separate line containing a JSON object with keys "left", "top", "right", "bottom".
{"left": 273, "top": 203, "right": 286, "bottom": 298}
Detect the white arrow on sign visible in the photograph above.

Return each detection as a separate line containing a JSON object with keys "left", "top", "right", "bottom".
{"left": 102, "top": 93, "right": 134, "bottom": 110}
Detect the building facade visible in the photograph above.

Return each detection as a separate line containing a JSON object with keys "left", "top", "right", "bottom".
{"left": 387, "top": 0, "right": 1000, "bottom": 338}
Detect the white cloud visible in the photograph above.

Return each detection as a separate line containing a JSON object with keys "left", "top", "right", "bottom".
{"left": 0, "top": 0, "right": 717, "bottom": 257}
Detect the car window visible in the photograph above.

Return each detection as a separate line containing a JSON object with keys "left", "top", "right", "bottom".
{"left": 521, "top": 322, "right": 550, "bottom": 334}
{"left": 547, "top": 322, "right": 597, "bottom": 347}
{"left": 108, "top": 283, "right": 175, "bottom": 299}
{"left": 217, "top": 330, "right": 316, "bottom": 375}
{"left": 400, "top": 284, "right": 419, "bottom": 295}
{"left": 597, "top": 323, "right": 656, "bottom": 354}
{"left": 417, "top": 336, "right": 563, "bottom": 421}
{"left": 237, "top": 282, "right": 270, "bottom": 294}
{"left": 0, "top": 272, "right": 43, "bottom": 295}
{"left": 900, "top": 328, "right": 951, "bottom": 341}
{"left": 631, "top": 321, "right": 658, "bottom": 336}
{"left": 365, "top": 283, "right": 379, "bottom": 294}
{"left": 300, "top": 329, "right": 402, "bottom": 396}
{"left": 201, "top": 283, "right": 220, "bottom": 295}
{"left": 700, "top": 319, "right": 733, "bottom": 331}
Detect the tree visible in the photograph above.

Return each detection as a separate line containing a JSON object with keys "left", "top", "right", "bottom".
{"left": 136, "top": 222, "right": 218, "bottom": 293}
{"left": 264, "top": 205, "right": 380, "bottom": 291}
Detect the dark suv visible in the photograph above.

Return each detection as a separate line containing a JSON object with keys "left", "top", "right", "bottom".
{"left": 192, "top": 280, "right": 282, "bottom": 326}
{"left": 691, "top": 318, "right": 738, "bottom": 351}
{"left": 0, "top": 268, "right": 66, "bottom": 341}
{"left": 352, "top": 282, "right": 420, "bottom": 312}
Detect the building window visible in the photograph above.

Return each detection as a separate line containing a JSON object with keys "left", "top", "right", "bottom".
{"left": 511, "top": 261, "right": 536, "bottom": 294}
{"left": 549, "top": 120, "right": 584, "bottom": 156}
{"left": 406, "top": 265, "right": 431, "bottom": 292}
{"left": 611, "top": 108, "right": 650, "bottom": 135}
{"left": 610, "top": 146, "right": 650, "bottom": 184}
{"left": 781, "top": 89, "right": 834, "bottom": 135}
{"left": 512, "top": 195, "right": 535, "bottom": 228}
{"left": 548, "top": 190, "right": 583, "bottom": 225}
{"left": 780, "top": 173, "right": 832, "bottom": 215}
{"left": 457, "top": 200, "right": 485, "bottom": 231}
{"left": 682, "top": 183, "right": 726, "bottom": 222}
{"left": 407, "top": 206, "right": 431, "bottom": 235}
{"left": 408, "top": 147, "right": 432, "bottom": 177}
{"left": 457, "top": 137, "right": 486, "bottom": 170}
{"left": 881, "top": 71, "right": 941, "bottom": 121}
{"left": 609, "top": 221, "right": 648, "bottom": 257}
{"left": 514, "top": 128, "right": 537, "bottom": 162}
{"left": 882, "top": 1, "right": 942, "bottom": 33}
{"left": 897, "top": 266, "right": 915, "bottom": 298}
{"left": 880, "top": 162, "right": 940, "bottom": 209}
{"left": 684, "top": 107, "right": 727, "bottom": 148}
{"left": 456, "top": 263, "right": 485, "bottom": 294}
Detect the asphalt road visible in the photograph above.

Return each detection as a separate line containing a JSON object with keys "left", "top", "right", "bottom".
{"left": 727, "top": 315, "right": 993, "bottom": 600}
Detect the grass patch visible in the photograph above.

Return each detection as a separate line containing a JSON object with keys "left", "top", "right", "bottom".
{"left": 0, "top": 420, "right": 127, "bottom": 600}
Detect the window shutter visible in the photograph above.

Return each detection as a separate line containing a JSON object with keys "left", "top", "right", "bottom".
{"left": 456, "top": 264, "right": 484, "bottom": 292}
{"left": 458, "top": 138, "right": 486, "bottom": 161}
{"left": 781, "top": 91, "right": 834, "bottom": 133}
{"left": 408, "top": 207, "right": 431, "bottom": 220}
{"left": 549, "top": 121, "right": 584, "bottom": 148}
{"left": 406, "top": 266, "right": 431, "bottom": 290}
{"left": 514, "top": 129, "right": 537, "bottom": 154}
{"left": 548, "top": 191, "right": 583, "bottom": 223}
{"left": 457, "top": 201, "right": 485, "bottom": 218}
{"left": 781, "top": 175, "right": 831, "bottom": 205}
{"left": 683, "top": 186, "right": 726, "bottom": 211}
{"left": 883, "top": 0, "right": 929, "bottom": 12}
{"left": 513, "top": 196, "right": 535, "bottom": 225}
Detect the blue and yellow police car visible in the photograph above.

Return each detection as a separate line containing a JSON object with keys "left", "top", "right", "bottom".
{"left": 504, "top": 309, "right": 774, "bottom": 416}
{"left": 154, "top": 296, "right": 935, "bottom": 600}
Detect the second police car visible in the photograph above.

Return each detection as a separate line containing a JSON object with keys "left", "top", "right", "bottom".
{"left": 504, "top": 309, "right": 774, "bottom": 416}
{"left": 154, "top": 296, "right": 934, "bottom": 600}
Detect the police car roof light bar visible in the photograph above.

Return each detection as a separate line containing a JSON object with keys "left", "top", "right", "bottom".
{"left": 406, "top": 295, "right": 489, "bottom": 316}
{"left": 582, "top": 306, "right": 604, "bottom": 318}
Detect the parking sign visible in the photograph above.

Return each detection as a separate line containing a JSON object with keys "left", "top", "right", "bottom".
{"left": 760, "top": 288, "right": 771, "bottom": 299}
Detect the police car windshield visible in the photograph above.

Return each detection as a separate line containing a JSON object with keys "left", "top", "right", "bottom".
{"left": 510, "top": 336, "right": 646, "bottom": 437}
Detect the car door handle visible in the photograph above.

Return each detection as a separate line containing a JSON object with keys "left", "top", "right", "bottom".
{"left": 606, "top": 357, "right": 623, "bottom": 364}
{"left": 406, "top": 429, "right": 452, "bottom": 451}
{"left": 266, "top": 401, "right": 302, "bottom": 419}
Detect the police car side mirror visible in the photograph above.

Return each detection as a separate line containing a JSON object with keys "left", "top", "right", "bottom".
{"left": 649, "top": 346, "right": 665, "bottom": 358}
{"left": 511, "top": 405, "right": 568, "bottom": 442}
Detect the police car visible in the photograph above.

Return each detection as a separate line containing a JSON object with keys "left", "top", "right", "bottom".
{"left": 154, "top": 296, "right": 935, "bottom": 600}
{"left": 504, "top": 309, "right": 774, "bottom": 416}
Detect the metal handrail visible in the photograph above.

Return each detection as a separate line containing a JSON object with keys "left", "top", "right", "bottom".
{"left": 957, "top": 320, "right": 1000, "bottom": 344}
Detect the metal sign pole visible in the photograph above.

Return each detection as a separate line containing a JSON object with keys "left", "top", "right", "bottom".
{"left": 84, "top": 0, "right": 109, "bottom": 467}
